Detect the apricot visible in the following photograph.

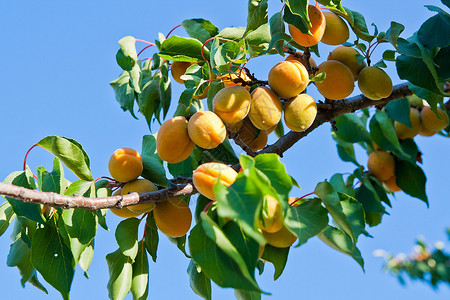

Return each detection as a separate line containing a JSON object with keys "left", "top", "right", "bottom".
{"left": 262, "top": 224, "right": 297, "bottom": 248}
{"left": 248, "top": 86, "right": 282, "bottom": 130}
{"left": 259, "top": 195, "right": 283, "bottom": 233}
{"left": 321, "top": 11, "right": 349, "bottom": 45}
{"left": 188, "top": 111, "right": 226, "bottom": 149}
{"left": 327, "top": 46, "right": 366, "bottom": 80}
{"left": 156, "top": 116, "right": 195, "bottom": 164}
{"left": 407, "top": 94, "right": 424, "bottom": 107}
{"left": 192, "top": 162, "right": 238, "bottom": 200}
{"left": 384, "top": 175, "right": 401, "bottom": 193}
{"left": 367, "top": 150, "right": 395, "bottom": 181}
{"left": 315, "top": 60, "right": 354, "bottom": 100}
{"left": 421, "top": 106, "right": 449, "bottom": 131}
{"left": 212, "top": 86, "right": 251, "bottom": 126}
{"left": 394, "top": 108, "right": 422, "bottom": 139}
{"left": 171, "top": 61, "right": 192, "bottom": 84}
{"left": 108, "top": 148, "right": 143, "bottom": 183}
{"left": 418, "top": 127, "right": 437, "bottom": 137}
{"left": 284, "top": 93, "right": 317, "bottom": 132}
{"left": 268, "top": 60, "right": 309, "bottom": 99}
{"left": 285, "top": 53, "right": 317, "bottom": 69}
{"left": 110, "top": 189, "right": 142, "bottom": 218}
{"left": 237, "top": 118, "right": 268, "bottom": 151}
{"left": 358, "top": 66, "right": 393, "bottom": 100}
{"left": 153, "top": 197, "right": 192, "bottom": 237}
{"left": 121, "top": 179, "right": 158, "bottom": 213}
{"left": 221, "top": 71, "right": 251, "bottom": 90}
{"left": 288, "top": 5, "right": 326, "bottom": 47}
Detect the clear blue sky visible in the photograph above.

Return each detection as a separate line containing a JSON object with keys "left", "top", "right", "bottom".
{"left": 0, "top": 0, "right": 449, "bottom": 299}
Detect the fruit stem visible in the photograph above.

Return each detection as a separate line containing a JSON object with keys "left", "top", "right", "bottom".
{"left": 289, "top": 192, "right": 315, "bottom": 206}
{"left": 166, "top": 24, "right": 182, "bottom": 38}
{"left": 137, "top": 45, "right": 153, "bottom": 57}
{"left": 203, "top": 200, "right": 215, "bottom": 213}
{"left": 23, "top": 144, "right": 38, "bottom": 171}
{"left": 93, "top": 176, "right": 115, "bottom": 183}
{"left": 135, "top": 38, "right": 156, "bottom": 46}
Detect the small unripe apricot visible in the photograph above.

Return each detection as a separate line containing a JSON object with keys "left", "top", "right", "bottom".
{"left": 284, "top": 93, "right": 317, "bottom": 132}
{"left": 268, "top": 60, "right": 309, "bottom": 99}
{"left": 192, "top": 162, "right": 238, "bottom": 200}
{"left": 288, "top": 5, "right": 326, "bottom": 47}
{"left": 237, "top": 118, "right": 269, "bottom": 151}
{"left": 328, "top": 46, "right": 366, "bottom": 80}
{"left": 262, "top": 224, "right": 297, "bottom": 248}
{"left": 259, "top": 195, "right": 283, "bottom": 233}
{"left": 157, "top": 116, "right": 195, "bottom": 164}
{"left": 321, "top": 11, "right": 349, "bottom": 45}
{"left": 358, "top": 66, "right": 393, "bottom": 100}
{"left": 394, "top": 108, "right": 422, "bottom": 140}
{"left": 249, "top": 86, "right": 282, "bottom": 130}
{"left": 315, "top": 60, "right": 354, "bottom": 100}
{"left": 285, "top": 53, "right": 317, "bottom": 69}
{"left": 171, "top": 61, "right": 192, "bottom": 84}
{"left": 367, "top": 150, "right": 395, "bottom": 181}
{"left": 212, "top": 86, "right": 251, "bottom": 126}
{"left": 384, "top": 175, "right": 401, "bottom": 193}
{"left": 122, "top": 179, "right": 158, "bottom": 213}
{"left": 188, "top": 111, "right": 226, "bottom": 149}
{"left": 421, "top": 106, "right": 449, "bottom": 131}
{"left": 108, "top": 148, "right": 143, "bottom": 183}
{"left": 153, "top": 197, "right": 192, "bottom": 237}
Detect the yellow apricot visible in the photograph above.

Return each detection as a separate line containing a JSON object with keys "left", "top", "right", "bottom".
{"left": 418, "top": 126, "right": 437, "bottom": 137}
{"left": 108, "top": 148, "right": 143, "bottom": 183}
{"left": 188, "top": 111, "right": 226, "bottom": 149}
{"left": 394, "top": 108, "right": 422, "bottom": 140}
{"left": 153, "top": 197, "right": 192, "bottom": 237}
{"left": 288, "top": 5, "right": 326, "bottom": 47}
{"left": 328, "top": 46, "right": 366, "bottom": 80}
{"left": 384, "top": 175, "right": 401, "bottom": 193}
{"left": 321, "top": 11, "right": 349, "bottom": 45}
{"left": 228, "top": 119, "right": 244, "bottom": 132}
{"left": 156, "top": 116, "right": 195, "bottom": 164}
{"left": 262, "top": 224, "right": 297, "bottom": 248}
{"left": 237, "top": 118, "right": 268, "bottom": 151}
{"left": 315, "top": 60, "right": 355, "bottom": 100}
{"left": 268, "top": 60, "right": 309, "bottom": 99}
{"left": 421, "top": 106, "right": 449, "bottom": 131}
{"left": 248, "top": 86, "right": 282, "bottom": 130}
{"left": 110, "top": 189, "right": 142, "bottom": 218}
{"left": 407, "top": 95, "right": 424, "bottom": 107}
{"left": 259, "top": 195, "right": 283, "bottom": 233}
{"left": 367, "top": 150, "right": 395, "bottom": 181}
{"left": 192, "top": 162, "right": 238, "bottom": 200}
{"left": 284, "top": 93, "right": 317, "bottom": 132}
{"left": 358, "top": 66, "right": 393, "bottom": 100}
{"left": 212, "top": 86, "right": 251, "bottom": 126}
{"left": 171, "top": 61, "right": 192, "bottom": 84}
{"left": 121, "top": 179, "right": 158, "bottom": 213}
{"left": 285, "top": 53, "right": 317, "bottom": 69}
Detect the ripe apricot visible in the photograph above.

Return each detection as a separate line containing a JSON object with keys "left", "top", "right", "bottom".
{"left": 221, "top": 71, "right": 251, "bottom": 90}
{"left": 285, "top": 53, "right": 317, "bottom": 69}
{"left": 418, "top": 127, "right": 437, "bottom": 137}
{"left": 262, "top": 224, "right": 297, "bottom": 248}
{"left": 288, "top": 5, "right": 326, "bottom": 47}
{"left": 358, "top": 66, "right": 393, "bottom": 100}
{"left": 248, "top": 86, "right": 282, "bottom": 130}
{"left": 110, "top": 189, "right": 142, "bottom": 218}
{"left": 315, "top": 60, "right": 354, "bottom": 100}
{"left": 153, "top": 197, "right": 192, "bottom": 237}
{"left": 156, "top": 116, "right": 195, "bottom": 164}
{"left": 421, "top": 106, "right": 449, "bottom": 131}
{"left": 108, "top": 148, "right": 143, "bottom": 183}
{"left": 367, "top": 150, "right": 395, "bottom": 181}
{"left": 237, "top": 118, "right": 268, "bottom": 151}
{"left": 188, "top": 111, "right": 226, "bottom": 149}
{"left": 284, "top": 93, "right": 317, "bottom": 132}
{"left": 394, "top": 108, "right": 422, "bottom": 140}
{"left": 121, "top": 179, "right": 158, "bottom": 213}
{"left": 321, "top": 11, "right": 349, "bottom": 45}
{"left": 212, "top": 86, "right": 251, "bottom": 126}
{"left": 384, "top": 175, "right": 401, "bottom": 193}
{"left": 327, "top": 46, "right": 366, "bottom": 80}
{"left": 192, "top": 162, "right": 238, "bottom": 200}
{"left": 171, "top": 61, "right": 192, "bottom": 84}
{"left": 259, "top": 195, "right": 283, "bottom": 233}
{"left": 268, "top": 60, "right": 309, "bottom": 99}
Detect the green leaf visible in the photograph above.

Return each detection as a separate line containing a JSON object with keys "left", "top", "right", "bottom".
{"left": 336, "top": 7, "right": 375, "bottom": 42}
{"left": 418, "top": 7, "right": 450, "bottom": 49}
{"left": 115, "top": 218, "right": 140, "bottom": 260}
{"left": 267, "top": 12, "right": 287, "bottom": 55}
{"left": 260, "top": 244, "right": 289, "bottom": 280}
{"left": 144, "top": 214, "right": 159, "bottom": 262}
{"left": 138, "top": 79, "right": 161, "bottom": 128}
{"left": 385, "top": 21, "right": 405, "bottom": 49}
{"left": 167, "top": 234, "right": 190, "bottom": 258}
{"left": 434, "top": 46, "right": 450, "bottom": 81}
{"left": 106, "top": 248, "right": 133, "bottom": 300}
{"left": 64, "top": 180, "right": 93, "bottom": 197}
{"left": 159, "top": 36, "right": 210, "bottom": 62}
{"left": 116, "top": 36, "right": 138, "bottom": 71}
{"left": 395, "top": 160, "right": 428, "bottom": 205}
{"left": 369, "top": 110, "right": 405, "bottom": 156}
{"left": 31, "top": 225, "right": 75, "bottom": 300}
{"left": 168, "top": 148, "right": 200, "bottom": 177}
{"left": 200, "top": 139, "right": 239, "bottom": 165}
{"left": 334, "top": 113, "right": 372, "bottom": 144}
{"left": 36, "top": 157, "right": 64, "bottom": 194}
{"left": 246, "top": 0, "right": 268, "bottom": 34}
{"left": 316, "top": 0, "right": 345, "bottom": 12}
{"left": 218, "top": 27, "right": 246, "bottom": 41}
{"left": 182, "top": 19, "right": 219, "bottom": 44}
{"left": 332, "top": 132, "right": 359, "bottom": 166}
{"left": 131, "top": 242, "right": 149, "bottom": 300}
{"left": 284, "top": 0, "right": 309, "bottom": 31}
{"left": 382, "top": 50, "right": 396, "bottom": 61}
{"left": 37, "top": 136, "right": 93, "bottom": 181}
{"left": 187, "top": 260, "right": 212, "bottom": 300}
{"left": 285, "top": 198, "right": 328, "bottom": 246}
{"left": 78, "top": 240, "right": 94, "bottom": 273}
{"left": 235, "top": 289, "right": 262, "bottom": 300}
{"left": 384, "top": 97, "right": 411, "bottom": 127}
{"left": 329, "top": 174, "right": 354, "bottom": 196}
{"left": 141, "top": 155, "right": 167, "bottom": 187}
{"left": 110, "top": 71, "right": 138, "bottom": 119}
{"left": 0, "top": 201, "right": 15, "bottom": 237}
{"left": 246, "top": 24, "right": 273, "bottom": 56}
{"left": 355, "top": 184, "right": 386, "bottom": 215}
{"left": 338, "top": 193, "right": 366, "bottom": 241}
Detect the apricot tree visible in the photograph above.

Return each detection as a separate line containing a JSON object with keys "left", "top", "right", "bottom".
{"left": 0, "top": 0, "right": 449, "bottom": 299}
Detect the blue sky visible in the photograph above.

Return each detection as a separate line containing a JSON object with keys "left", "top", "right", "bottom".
{"left": 0, "top": 0, "right": 449, "bottom": 299}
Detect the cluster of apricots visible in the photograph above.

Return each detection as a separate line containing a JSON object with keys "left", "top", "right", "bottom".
{"left": 367, "top": 150, "right": 400, "bottom": 193}
{"left": 108, "top": 148, "right": 192, "bottom": 237}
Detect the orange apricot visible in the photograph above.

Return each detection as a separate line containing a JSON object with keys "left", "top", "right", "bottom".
{"left": 188, "top": 111, "right": 226, "bottom": 149}
{"left": 262, "top": 224, "right": 297, "bottom": 248}
{"left": 367, "top": 150, "right": 395, "bottom": 181}
{"left": 108, "top": 148, "right": 143, "bottom": 183}
{"left": 221, "top": 71, "right": 251, "bottom": 90}
{"left": 288, "top": 5, "right": 326, "bottom": 47}
{"left": 248, "top": 86, "right": 282, "bottom": 130}
{"left": 237, "top": 118, "right": 269, "bottom": 151}
{"left": 394, "top": 108, "right": 422, "bottom": 140}
{"left": 268, "top": 60, "right": 309, "bottom": 99}
{"left": 192, "top": 162, "right": 238, "bottom": 200}
{"left": 421, "top": 106, "right": 449, "bottom": 131}
{"left": 358, "top": 66, "right": 393, "bottom": 100}
{"left": 418, "top": 127, "right": 437, "bottom": 137}
{"left": 285, "top": 53, "right": 317, "bottom": 69}
{"left": 156, "top": 116, "right": 195, "bottom": 164}
{"left": 121, "top": 179, "right": 158, "bottom": 213}
{"left": 153, "top": 197, "right": 192, "bottom": 237}
{"left": 284, "top": 93, "right": 317, "bottom": 132}
{"left": 212, "top": 85, "right": 251, "bottom": 126}
{"left": 321, "top": 11, "right": 349, "bottom": 45}
{"left": 110, "top": 189, "right": 143, "bottom": 218}
{"left": 171, "top": 61, "right": 192, "bottom": 84}
{"left": 327, "top": 46, "right": 366, "bottom": 80}
{"left": 384, "top": 175, "right": 401, "bottom": 193}
{"left": 315, "top": 60, "right": 354, "bottom": 100}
